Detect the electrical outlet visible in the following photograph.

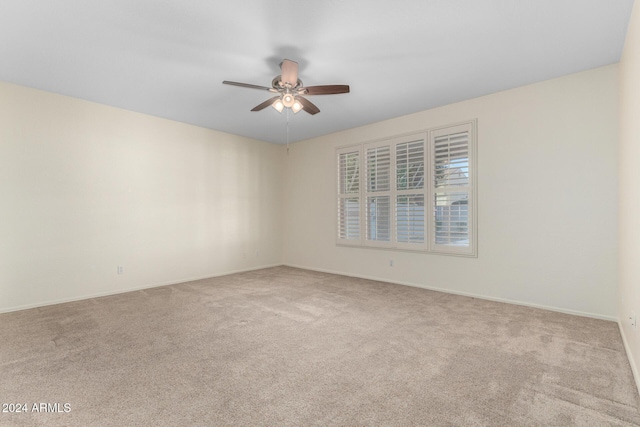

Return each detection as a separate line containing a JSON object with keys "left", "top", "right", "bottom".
{"left": 117, "top": 266, "right": 124, "bottom": 275}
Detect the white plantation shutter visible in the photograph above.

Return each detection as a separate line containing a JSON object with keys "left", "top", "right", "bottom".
{"left": 396, "top": 194, "right": 425, "bottom": 243}
{"left": 365, "top": 143, "right": 392, "bottom": 246}
{"left": 336, "top": 120, "right": 476, "bottom": 256}
{"left": 337, "top": 147, "right": 361, "bottom": 244}
{"left": 430, "top": 123, "right": 475, "bottom": 255}
{"left": 395, "top": 137, "right": 426, "bottom": 249}
{"left": 396, "top": 139, "right": 425, "bottom": 190}
{"left": 433, "top": 192, "right": 469, "bottom": 244}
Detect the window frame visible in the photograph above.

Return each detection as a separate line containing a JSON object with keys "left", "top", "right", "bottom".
{"left": 335, "top": 120, "right": 477, "bottom": 257}
{"left": 428, "top": 122, "right": 476, "bottom": 256}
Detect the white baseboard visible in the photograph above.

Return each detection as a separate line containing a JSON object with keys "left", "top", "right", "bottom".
{"left": 618, "top": 320, "right": 640, "bottom": 398}
{"left": 283, "top": 263, "right": 617, "bottom": 322}
{"left": 0, "top": 263, "right": 283, "bottom": 314}
{"left": 6, "top": 262, "right": 616, "bottom": 323}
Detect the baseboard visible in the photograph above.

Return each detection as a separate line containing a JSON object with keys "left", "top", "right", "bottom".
{"left": 0, "top": 263, "right": 283, "bottom": 314}
{"left": 283, "top": 263, "right": 617, "bottom": 322}
{"left": 618, "top": 320, "right": 640, "bottom": 397}
{"left": 3, "top": 261, "right": 618, "bottom": 322}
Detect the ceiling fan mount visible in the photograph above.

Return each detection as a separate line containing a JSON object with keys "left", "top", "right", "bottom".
{"left": 223, "top": 59, "right": 350, "bottom": 115}
{"left": 271, "top": 76, "right": 303, "bottom": 91}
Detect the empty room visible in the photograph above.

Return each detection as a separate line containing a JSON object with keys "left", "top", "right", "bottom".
{"left": 1, "top": 1, "right": 640, "bottom": 426}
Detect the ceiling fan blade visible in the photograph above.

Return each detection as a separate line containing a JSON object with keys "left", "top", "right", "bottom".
{"left": 223, "top": 81, "right": 275, "bottom": 91}
{"left": 302, "top": 85, "right": 350, "bottom": 95}
{"left": 251, "top": 96, "right": 281, "bottom": 112}
{"left": 280, "top": 59, "right": 299, "bottom": 87}
{"left": 297, "top": 96, "right": 320, "bottom": 115}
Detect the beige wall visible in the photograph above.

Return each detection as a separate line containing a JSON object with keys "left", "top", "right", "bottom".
{"left": 619, "top": 0, "right": 640, "bottom": 393}
{"left": 0, "top": 82, "right": 285, "bottom": 312}
{"left": 0, "top": 63, "right": 622, "bottom": 323}
{"left": 284, "top": 65, "right": 619, "bottom": 320}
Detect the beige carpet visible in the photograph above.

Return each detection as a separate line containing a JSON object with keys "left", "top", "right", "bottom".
{"left": 1, "top": 266, "right": 639, "bottom": 426}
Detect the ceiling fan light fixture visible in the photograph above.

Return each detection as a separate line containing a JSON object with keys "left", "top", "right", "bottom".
{"left": 292, "top": 100, "right": 303, "bottom": 114}
{"left": 282, "top": 93, "right": 295, "bottom": 108}
{"left": 272, "top": 99, "right": 284, "bottom": 112}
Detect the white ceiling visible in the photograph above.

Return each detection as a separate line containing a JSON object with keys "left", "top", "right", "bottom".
{"left": 0, "top": 1, "right": 634, "bottom": 144}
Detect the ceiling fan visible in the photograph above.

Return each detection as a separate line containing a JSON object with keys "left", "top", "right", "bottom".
{"left": 223, "top": 59, "right": 350, "bottom": 115}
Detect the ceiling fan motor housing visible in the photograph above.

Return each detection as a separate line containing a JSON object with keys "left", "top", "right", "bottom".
{"left": 272, "top": 76, "right": 303, "bottom": 90}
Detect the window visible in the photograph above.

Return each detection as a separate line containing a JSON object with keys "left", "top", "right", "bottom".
{"left": 336, "top": 120, "right": 476, "bottom": 256}
{"left": 337, "top": 147, "right": 361, "bottom": 245}
{"left": 365, "top": 143, "right": 392, "bottom": 245}
{"left": 432, "top": 124, "right": 473, "bottom": 252}
{"left": 395, "top": 137, "right": 426, "bottom": 248}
